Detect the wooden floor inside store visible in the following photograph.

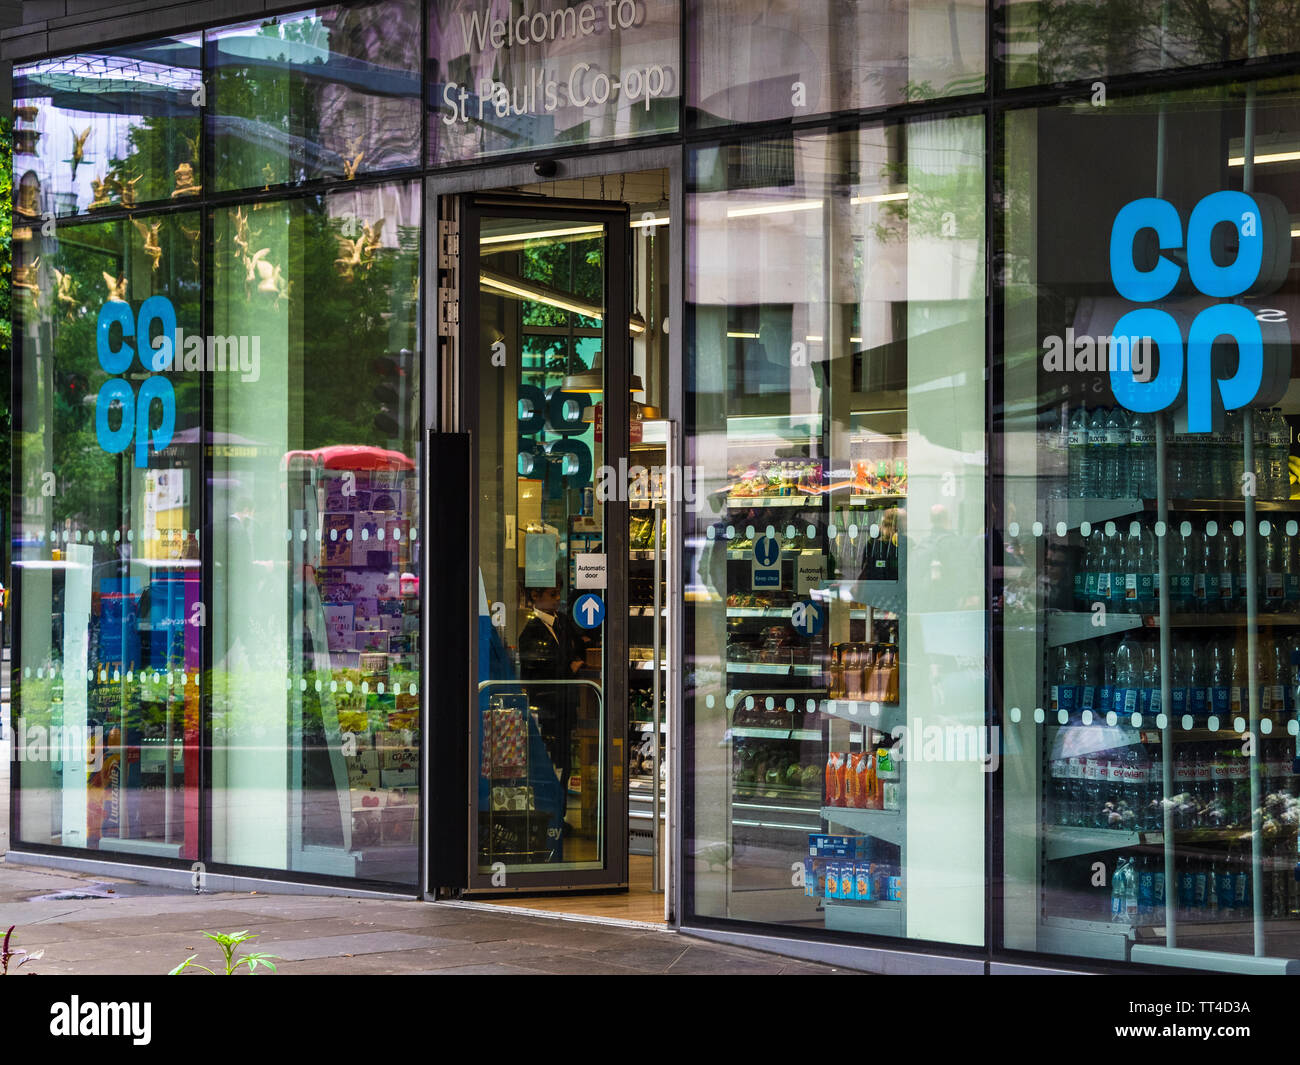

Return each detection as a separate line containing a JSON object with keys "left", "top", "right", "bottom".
{"left": 480, "top": 854, "right": 668, "bottom": 924}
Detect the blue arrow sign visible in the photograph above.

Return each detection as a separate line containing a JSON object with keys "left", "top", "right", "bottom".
{"left": 573, "top": 592, "right": 605, "bottom": 629}
{"left": 752, "top": 535, "right": 781, "bottom": 567}
{"left": 790, "top": 600, "right": 824, "bottom": 637}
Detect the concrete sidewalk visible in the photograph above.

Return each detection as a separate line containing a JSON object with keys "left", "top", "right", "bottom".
{"left": 0, "top": 863, "right": 841, "bottom": 976}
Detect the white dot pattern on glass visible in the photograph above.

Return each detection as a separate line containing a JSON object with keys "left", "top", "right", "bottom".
{"left": 1232, "top": 520, "right": 1244, "bottom": 537}
{"left": 1153, "top": 521, "right": 1166, "bottom": 537}
{"left": 1034, "top": 707, "right": 1045, "bottom": 723}
{"left": 745, "top": 525, "right": 755, "bottom": 539}
{"left": 1009, "top": 522, "right": 1020, "bottom": 538}
{"left": 1009, "top": 707, "right": 1021, "bottom": 723}
{"left": 1180, "top": 521, "right": 1191, "bottom": 537}
{"left": 1055, "top": 521, "right": 1067, "bottom": 538}
{"left": 1032, "top": 521, "right": 1044, "bottom": 537}
{"left": 806, "top": 525, "right": 816, "bottom": 539}
{"left": 1207, "top": 716, "right": 1220, "bottom": 732}
{"left": 1182, "top": 715, "right": 1193, "bottom": 731}
{"left": 1081, "top": 710, "right": 1093, "bottom": 725}
{"left": 1261, "top": 718, "right": 1273, "bottom": 735}
{"left": 1155, "top": 714, "right": 1167, "bottom": 729}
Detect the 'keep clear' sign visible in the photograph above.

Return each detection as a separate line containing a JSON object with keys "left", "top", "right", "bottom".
{"left": 430, "top": 0, "right": 681, "bottom": 164}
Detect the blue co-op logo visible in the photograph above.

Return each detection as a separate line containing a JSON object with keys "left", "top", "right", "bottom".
{"left": 1109, "top": 190, "right": 1291, "bottom": 431}
{"left": 95, "top": 296, "right": 176, "bottom": 466}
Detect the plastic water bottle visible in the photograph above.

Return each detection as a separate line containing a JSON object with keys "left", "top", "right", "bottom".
{"left": 1086, "top": 408, "right": 1107, "bottom": 498}
{"left": 1113, "top": 633, "right": 1141, "bottom": 717}
{"left": 1268, "top": 408, "right": 1291, "bottom": 501}
{"left": 1227, "top": 410, "right": 1246, "bottom": 499}
{"left": 1207, "top": 419, "right": 1230, "bottom": 499}
{"left": 1285, "top": 520, "right": 1300, "bottom": 610}
{"left": 1199, "top": 521, "right": 1221, "bottom": 613}
{"left": 1146, "top": 745, "right": 1164, "bottom": 831}
{"left": 1128, "top": 412, "right": 1155, "bottom": 499}
{"left": 1051, "top": 643, "right": 1079, "bottom": 717}
{"left": 1264, "top": 637, "right": 1288, "bottom": 716}
{"left": 1102, "top": 407, "right": 1129, "bottom": 499}
{"left": 1187, "top": 639, "right": 1209, "bottom": 721}
{"left": 1214, "top": 522, "right": 1238, "bottom": 613}
{"left": 1140, "top": 637, "right": 1161, "bottom": 719}
{"left": 1068, "top": 405, "right": 1090, "bottom": 498}
{"left": 1170, "top": 522, "right": 1196, "bottom": 613}
{"left": 1078, "top": 640, "right": 1100, "bottom": 715}
{"left": 1228, "top": 640, "right": 1247, "bottom": 719}
{"left": 1208, "top": 637, "right": 1231, "bottom": 721}
{"left": 1137, "top": 856, "right": 1156, "bottom": 923}
{"left": 1262, "top": 520, "right": 1285, "bottom": 613}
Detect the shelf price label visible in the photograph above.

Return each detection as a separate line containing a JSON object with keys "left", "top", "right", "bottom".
{"left": 752, "top": 535, "right": 781, "bottom": 590}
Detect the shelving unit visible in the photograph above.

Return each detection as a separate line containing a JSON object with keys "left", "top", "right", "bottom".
{"left": 1032, "top": 446, "right": 1300, "bottom": 965}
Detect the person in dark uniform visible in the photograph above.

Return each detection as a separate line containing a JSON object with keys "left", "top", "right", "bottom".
{"left": 518, "top": 583, "right": 589, "bottom": 812}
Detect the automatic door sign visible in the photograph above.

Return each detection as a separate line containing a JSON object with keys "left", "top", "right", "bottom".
{"left": 752, "top": 535, "right": 781, "bottom": 590}
{"left": 573, "top": 592, "right": 606, "bottom": 629}
{"left": 790, "top": 600, "right": 824, "bottom": 638}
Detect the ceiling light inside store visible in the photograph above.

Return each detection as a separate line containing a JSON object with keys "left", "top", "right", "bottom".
{"left": 726, "top": 198, "right": 823, "bottom": 218}
{"left": 1227, "top": 136, "right": 1300, "bottom": 167}
{"left": 631, "top": 215, "right": 669, "bottom": 228}
{"left": 480, "top": 223, "right": 604, "bottom": 246}
{"left": 850, "top": 192, "right": 909, "bottom": 205}
{"left": 479, "top": 271, "right": 645, "bottom": 334}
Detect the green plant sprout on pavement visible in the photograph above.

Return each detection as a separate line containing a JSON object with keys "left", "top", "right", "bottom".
{"left": 169, "top": 931, "right": 279, "bottom": 975}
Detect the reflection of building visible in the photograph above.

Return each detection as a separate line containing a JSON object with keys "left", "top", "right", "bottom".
{"left": 4, "top": 0, "right": 1300, "bottom": 981}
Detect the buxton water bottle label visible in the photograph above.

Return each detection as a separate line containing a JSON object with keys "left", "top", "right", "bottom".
{"left": 1230, "top": 686, "right": 1244, "bottom": 715}
{"left": 1266, "top": 572, "right": 1284, "bottom": 600}
{"left": 1219, "top": 572, "right": 1235, "bottom": 600}
{"left": 1068, "top": 429, "right": 1086, "bottom": 446}
{"left": 1124, "top": 574, "right": 1138, "bottom": 600}
{"left": 1080, "top": 684, "right": 1095, "bottom": 710}
{"left": 1211, "top": 686, "right": 1231, "bottom": 715}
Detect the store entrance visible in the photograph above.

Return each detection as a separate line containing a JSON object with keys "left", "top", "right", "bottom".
{"left": 455, "top": 172, "right": 674, "bottom": 919}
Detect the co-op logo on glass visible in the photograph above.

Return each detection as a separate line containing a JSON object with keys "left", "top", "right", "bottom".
{"left": 94, "top": 295, "right": 260, "bottom": 466}
{"left": 1105, "top": 190, "right": 1291, "bottom": 430}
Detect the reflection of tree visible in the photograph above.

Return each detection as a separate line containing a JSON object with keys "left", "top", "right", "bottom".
{"left": 1009, "top": 0, "right": 1300, "bottom": 84}
{"left": 1, "top": 117, "right": 12, "bottom": 556}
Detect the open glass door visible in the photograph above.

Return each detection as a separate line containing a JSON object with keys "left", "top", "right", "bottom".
{"left": 464, "top": 195, "right": 629, "bottom": 891}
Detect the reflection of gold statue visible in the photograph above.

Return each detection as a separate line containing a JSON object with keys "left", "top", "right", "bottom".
{"left": 13, "top": 104, "right": 39, "bottom": 122}
{"left": 171, "top": 161, "right": 200, "bottom": 198}
{"left": 334, "top": 218, "right": 385, "bottom": 280}
{"left": 54, "top": 268, "right": 79, "bottom": 320}
{"left": 232, "top": 206, "right": 250, "bottom": 259}
{"left": 262, "top": 163, "right": 276, "bottom": 191}
{"left": 14, "top": 258, "right": 41, "bottom": 305}
{"left": 335, "top": 234, "right": 370, "bottom": 280}
{"left": 16, "top": 179, "right": 40, "bottom": 217}
{"left": 182, "top": 132, "right": 199, "bottom": 163}
{"left": 342, "top": 135, "right": 365, "bottom": 180}
{"left": 179, "top": 222, "right": 201, "bottom": 267}
{"left": 243, "top": 248, "right": 288, "bottom": 306}
{"left": 88, "top": 174, "right": 112, "bottom": 210}
{"left": 69, "top": 126, "right": 91, "bottom": 181}
{"left": 133, "top": 219, "right": 163, "bottom": 271}
{"left": 117, "top": 173, "right": 141, "bottom": 207}
{"left": 102, "top": 272, "right": 128, "bottom": 302}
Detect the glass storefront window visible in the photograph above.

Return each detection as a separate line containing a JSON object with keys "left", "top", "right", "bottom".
{"left": 686, "top": 117, "right": 987, "bottom": 946}
{"left": 688, "top": 0, "right": 985, "bottom": 128}
{"left": 999, "top": 77, "right": 1300, "bottom": 972}
{"left": 12, "top": 36, "right": 202, "bottom": 218}
{"left": 208, "top": 1, "right": 422, "bottom": 193}
{"left": 428, "top": 0, "right": 681, "bottom": 165}
{"left": 208, "top": 180, "right": 422, "bottom": 883}
{"left": 999, "top": 0, "right": 1300, "bottom": 89}
{"left": 13, "top": 212, "right": 202, "bottom": 859}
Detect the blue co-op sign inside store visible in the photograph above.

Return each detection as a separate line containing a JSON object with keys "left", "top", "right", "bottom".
{"left": 1108, "top": 190, "right": 1292, "bottom": 431}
